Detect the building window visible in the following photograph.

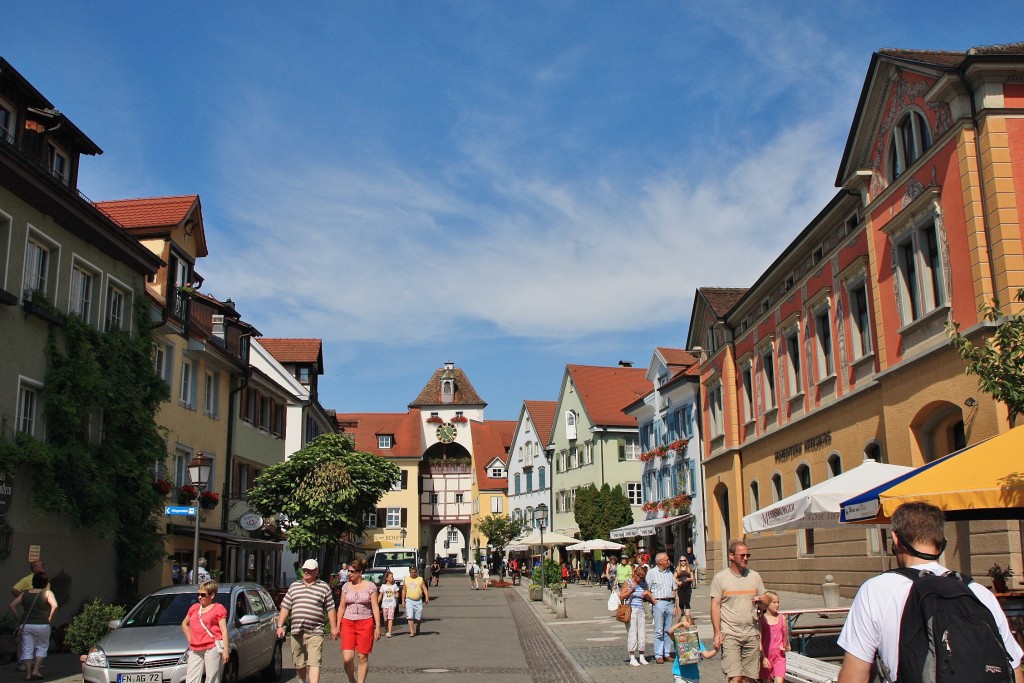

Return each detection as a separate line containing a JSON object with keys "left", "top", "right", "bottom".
{"left": 455, "top": 493, "right": 464, "bottom": 504}
{"left": 490, "top": 466, "right": 504, "bottom": 478}
{"left": 173, "top": 448, "right": 191, "bottom": 487}
{"left": 796, "top": 464, "right": 815, "bottom": 554}
{"left": 627, "top": 482, "right": 642, "bottom": 506}
{"left": 154, "top": 342, "right": 174, "bottom": 393}
{"left": 565, "top": 411, "right": 577, "bottom": 440}
{"left": 584, "top": 442, "right": 593, "bottom": 465}
{"left": 538, "top": 466, "right": 546, "bottom": 490}
{"left": 514, "top": 474, "right": 521, "bottom": 495}
{"left": 385, "top": 507, "right": 402, "bottom": 528}
{"left": 848, "top": 279, "right": 872, "bottom": 358}
{"left": 17, "top": 380, "right": 42, "bottom": 436}
{"left": 708, "top": 381, "right": 724, "bottom": 437}
{"left": 750, "top": 481, "right": 760, "bottom": 512}
{"left": 895, "top": 218, "right": 946, "bottom": 325}
{"left": 297, "top": 366, "right": 311, "bottom": 383}
{"left": 887, "top": 110, "right": 931, "bottom": 182}
{"left": 429, "top": 492, "right": 438, "bottom": 505}
{"left": 785, "top": 327, "right": 801, "bottom": 396}
{"left": 23, "top": 234, "right": 57, "bottom": 300}
{"left": 363, "top": 511, "right": 377, "bottom": 528}
{"left": 491, "top": 497, "right": 502, "bottom": 513}
{"left": 771, "top": 473, "right": 783, "bottom": 502}
{"left": 761, "top": 347, "right": 776, "bottom": 409}
{"left": 623, "top": 438, "right": 641, "bottom": 461}
{"left": 47, "top": 142, "right": 70, "bottom": 185}
{"left": 741, "top": 363, "right": 754, "bottom": 422}
{"left": 815, "top": 305, "right": 833, "bottom": 378}
{"left": 865, "top": 442, "right": 883, "bottom": 463}
{"left": 525, "top": 471, "right": 533, "bottom": 493}
{"left": 828, "top": 454, "right": 842, "bottom": 477}
{"left": 105, "top": 281, "right": 128, "bottom": 332}
{"left": 378, "top": 435, "right": 393, "bottom": 449}
{"left": 203, "top": 371, "right": 219, "bottom": 418}
{"left": 179, "top": 358, "right": 196, "bottom": 408}
{"left": 0, "top": 99, "right": 13, "bottom": 143}
{"left": 69, "top": 261, "right": 96, "bottom": 322}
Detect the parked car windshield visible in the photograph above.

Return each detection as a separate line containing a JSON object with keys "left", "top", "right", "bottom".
{"left": 121, "top": 592, "right": 230, "bottom": 628}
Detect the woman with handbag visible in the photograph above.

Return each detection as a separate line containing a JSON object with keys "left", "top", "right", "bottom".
{"left": 181, "top": 581, "right": 229, "bottom": 683}
{"left": 618, "top": 565, "right": 654, "bottom": 667}
{"left": 9, "top": 572, "right": 57, "bottom": 680}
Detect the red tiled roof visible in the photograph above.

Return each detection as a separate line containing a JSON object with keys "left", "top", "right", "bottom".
{"left": 524, "top": 400, "right": 557, "bottom": 445}
{"left": 567, "top": 365, "right": 650, "bottom": 428}
{"left": 698, "top": 287, "right": 747, "bottom": 317}
{"left": 409, "top": 363, "right": 486, "bottom": 407}
{"left": 471, "top": 421, "right": 509, "bottom": 491}
{"left": 656, "top": 347, "right": 698, "bottom": 368}
{"left": 95, "top": 195, "right": 199, "bottom": 229}
{"left": 260, "top": 338, "right": 324, "bottom": 370}
{"left": 334, "top": 411, "right": 423, "bottom": 458}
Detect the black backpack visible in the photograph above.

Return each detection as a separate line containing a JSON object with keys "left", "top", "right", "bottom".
{"left": 883, "top": 567, "right": 1014, "bottom": 683}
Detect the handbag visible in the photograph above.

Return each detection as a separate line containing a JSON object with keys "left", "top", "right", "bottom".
{"left": 615, "top": 601, "right": 632, "bottom": 623}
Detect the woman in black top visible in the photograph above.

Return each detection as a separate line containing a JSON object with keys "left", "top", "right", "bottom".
{"left": 675, "top": 557, "right": 695, "bottom": 616}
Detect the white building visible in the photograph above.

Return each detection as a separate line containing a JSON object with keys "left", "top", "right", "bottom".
{"left": 507, "top": 400, "right": 556, "bottom": 530}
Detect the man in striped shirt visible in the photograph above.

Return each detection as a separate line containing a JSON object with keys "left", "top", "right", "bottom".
{"left": 276, "top": 559, "right": 339, "bottom": 683}
{"left": 647, "top": 552, "right": 679, "bottom": 663}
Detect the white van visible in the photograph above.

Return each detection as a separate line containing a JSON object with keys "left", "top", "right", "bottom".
{"left": 369, "top": 547, "right": 421, "bottom": 581}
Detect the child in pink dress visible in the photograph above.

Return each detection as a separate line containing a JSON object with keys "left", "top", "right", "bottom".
{"left": 758, "top": 590, "right": 789, "bottom": 683}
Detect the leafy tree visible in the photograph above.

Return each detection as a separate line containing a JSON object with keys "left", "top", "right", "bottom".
{"left": 474, "top": 513, "right": 526, "bottom": 560}
{"left": 603, "top": 484, "right": 635, "bottom": 538}
{"left": 573, "top": 484, "right": 602, "bottom": 539}
{"left": 947, "top": 288, "right": 1024, "bottom": 426}
{"left": 246, "top": 433, "right": 400, "bottom": 551}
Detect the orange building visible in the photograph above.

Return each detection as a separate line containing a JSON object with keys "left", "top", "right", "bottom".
{"left": 689, "top": 42, "right": 1024, "bottom": 596}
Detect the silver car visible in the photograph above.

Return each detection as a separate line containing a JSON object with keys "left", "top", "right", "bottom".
{"left": 83, "top": 583, "right": 283, "bottom": 683}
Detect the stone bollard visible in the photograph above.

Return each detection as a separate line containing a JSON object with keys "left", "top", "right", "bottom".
{"left": 554, "top": 595, "right": 567, "bottom": 618}
{"left": 822, "top": 574, "right": 840, "bottom": 610}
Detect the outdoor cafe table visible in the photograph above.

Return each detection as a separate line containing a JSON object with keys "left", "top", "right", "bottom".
{"left": 780, "top": 607, "right": 850, "bottom": 654}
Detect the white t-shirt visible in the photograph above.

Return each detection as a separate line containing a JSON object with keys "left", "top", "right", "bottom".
{"left": 379, "top": 583, "right": 399, "bottom": 608}
{"left": 838, "top": 562, "right": 1024, "bottom": 676}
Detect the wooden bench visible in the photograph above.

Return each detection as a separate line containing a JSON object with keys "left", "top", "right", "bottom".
{"left": 785, "top": 652, "right": 840, "bottom": 683}
{"left": 781, "top": 607, "right": 849, "bottom": 654}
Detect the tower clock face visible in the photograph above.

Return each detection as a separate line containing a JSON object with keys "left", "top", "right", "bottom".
{"left": 436, "top": 422, "right": 458, "bottom": 444}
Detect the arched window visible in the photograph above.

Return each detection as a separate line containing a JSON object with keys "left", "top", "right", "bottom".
{"left": 749, "top": 480, "right": 761, "bottom": 512}
{"left": 538, "top": 466, "right": 546, "bottom": 490}
{"left": 887, "top": 110, "right": 931, "bottom": 182}
{"left": 864, "top": 442, "right": 883, "bottom": 463}
{"left": 828, "top": 453, "right": 842, "bottom": 478}
{"left": 514, "top": 473, "right": 521, "bottom": 495}
{"left": 526, "top": 506, "right": 534, "bottom": 528}
{"left": 796, "top": 463, "right": 815, "bottom": 555}
{"left": 771, "top": 473, "right": 783, "bottom": 502}
{"left": 796, "top": 463, "right": 812, "bottom": 491}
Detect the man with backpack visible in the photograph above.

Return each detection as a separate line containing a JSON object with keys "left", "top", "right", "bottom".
{"left": 837, "top": 502, "right": 1023, "bottom": 682}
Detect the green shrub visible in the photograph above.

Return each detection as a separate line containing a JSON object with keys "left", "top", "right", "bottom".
{"left": 63, "top": 599, "right": 126, "bottom": 655}
{"left": 530, "top": 559, "right": 561, "bottom": 588}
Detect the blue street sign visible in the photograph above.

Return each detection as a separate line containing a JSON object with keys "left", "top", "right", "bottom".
{"left": 165, "top": 505, "right": 196, "bottom": 516}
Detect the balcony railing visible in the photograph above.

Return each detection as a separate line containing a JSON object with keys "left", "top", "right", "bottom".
{"left": 421, "top": 460, "right": 472, "bottom": 475}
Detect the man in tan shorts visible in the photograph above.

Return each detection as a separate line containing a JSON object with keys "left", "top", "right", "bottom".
{"left": 710, "top": 540, "right": 766, "bottom": 683}
{"left": 276, "top": 559, "right": 339, "bottom": 683}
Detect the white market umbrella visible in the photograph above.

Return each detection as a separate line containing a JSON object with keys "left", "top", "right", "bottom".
{"left": 567, "top": 538, "right": 625, "bottom": 551}
{"left": 743, "top": 460, "right": 912, "bottom": 533}
{"left": 513, "top": 530, "right": 580, "bottom": 546}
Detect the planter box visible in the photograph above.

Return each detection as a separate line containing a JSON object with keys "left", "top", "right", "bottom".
{"left": 529, "top": 585, "right": 542, "bottom": 601}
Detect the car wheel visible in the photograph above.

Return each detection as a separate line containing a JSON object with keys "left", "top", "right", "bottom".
{"left": 262, "top": 641, "right": 283, "bottom": 681}
{"left": 223, "top": 656, "right": 238, "bottom": 683}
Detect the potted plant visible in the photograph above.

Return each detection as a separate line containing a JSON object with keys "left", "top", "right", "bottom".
{"left": 988, "top": 563, "right": 1014, "bottom": 593}
{"left": 199, "top": 491, "right": 220, "bottom": 510}
{"left": 177, "top": 484, "right": 197, "bottom": 505}
{"left": 153, "top": 479, "right": 172, "bottom": 496}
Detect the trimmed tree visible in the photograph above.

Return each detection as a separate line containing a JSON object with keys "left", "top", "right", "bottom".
{"left": 604, "top": 483, "right": 636, "bottom": 538}
{"left": 474, "top": 513, "right": 526, "bottom": 563}
{"left": 947, "top": 288, "right": 1024, "bottom": 426}
{"left": 246, "top": 433, "right": 400, "bottom": 551}
{"left": 573, "top": 484, "right": 602, "bottom": 540}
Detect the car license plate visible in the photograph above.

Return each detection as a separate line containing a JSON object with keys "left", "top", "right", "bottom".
{"left": 117, "top": 674, "right": 161, "bottom": 683}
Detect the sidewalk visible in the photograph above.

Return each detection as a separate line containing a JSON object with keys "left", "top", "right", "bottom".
{"left": 516, "top": 577, "right": 854, "bottom": 683}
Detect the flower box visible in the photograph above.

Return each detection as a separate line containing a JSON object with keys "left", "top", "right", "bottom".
{"left": 199, "top": 491, "right": 220, "bottom": 509}
{"left": 425, "top": 416, "right": 443, "bottom": 424}
{"left": 451, "top": 416, "right": 468, "bottom": 423}
{"left": 153, "top": 479, "right": 172, "bottom": 496}
{"left": 177, "top": 484, "right": 197, "bottom": 505}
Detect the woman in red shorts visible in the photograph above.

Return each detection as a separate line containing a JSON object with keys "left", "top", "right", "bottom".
{"left": 335, "top": 559, "right": 381, "bottom": 683}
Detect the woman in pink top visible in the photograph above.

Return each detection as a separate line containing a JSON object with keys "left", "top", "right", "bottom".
{"left": 335, "top": 559, "right": 381, "bottom": 683}
{"left": 180, "top": 581, "right": 229, "bottom": 683}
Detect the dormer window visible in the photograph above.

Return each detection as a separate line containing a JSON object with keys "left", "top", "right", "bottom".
{"left": 441, "top": 378, "right": 454, "bottom": 403}
{"left": 297, "top": 366, "right": 311, "bottom": 383}
{"left": 47, "top": 142, "right": 69, "bottom": 185}
{"left": 490, "top": 466, "right": 505, "bottom": 478}
{"left": 565, "top": 411, "right": 577, "bottom": 440}
{"left": 887, "top": 110, "right": 931, "bottom": 182}
{"left": 378, "top": 434, "right": 393, "bottom": 449}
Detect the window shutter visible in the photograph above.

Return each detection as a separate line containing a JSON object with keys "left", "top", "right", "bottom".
{"left": 375, "top": 508, "right": 384, "bottom": 527}
{"left": 401, "top": 470, "right": 408, "bottom": 489}
{"left": 618, "top": 440, "right": 626, "bottom": 461}
{"left": 400, "top": 508, "right": 408, "bottom": 527}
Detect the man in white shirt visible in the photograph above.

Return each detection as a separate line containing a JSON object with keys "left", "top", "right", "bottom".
{"left": 188, "top": 557, "right": 211, "bottom": 584}
{"left": 837, "top": 502, "right": 1024, "bottom": 682}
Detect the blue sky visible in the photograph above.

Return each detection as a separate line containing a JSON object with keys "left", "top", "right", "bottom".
{"left": 4, "top": 3, "right": 1023, "bottom": 419}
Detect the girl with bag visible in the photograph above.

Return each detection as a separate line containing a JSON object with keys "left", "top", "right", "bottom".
{"left": 618, "top": 565, "right": 654, "bottom": 667}
{"left": 9, "top": 572, "right": 57, "bottom": 680}
{"left": 181, "top": 581, "right": 229, "bottom": 683}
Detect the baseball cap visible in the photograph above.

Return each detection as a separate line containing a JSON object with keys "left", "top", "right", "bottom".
{"left": 301, "top": 559, "right": 319, "bottom": 571}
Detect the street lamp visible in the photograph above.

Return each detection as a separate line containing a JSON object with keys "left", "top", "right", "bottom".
{"left": 188, "top": 453, "right": 213, "bottom": 585}
{"left": 399, "top": 527, "right": 407, "bottom": 547}
{"left": 536, "top": 503, "right": 548, "bottom": 598}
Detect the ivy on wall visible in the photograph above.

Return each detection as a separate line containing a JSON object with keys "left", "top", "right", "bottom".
{"left": 0, "top": 298, "right": 169, "bottom": 602}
